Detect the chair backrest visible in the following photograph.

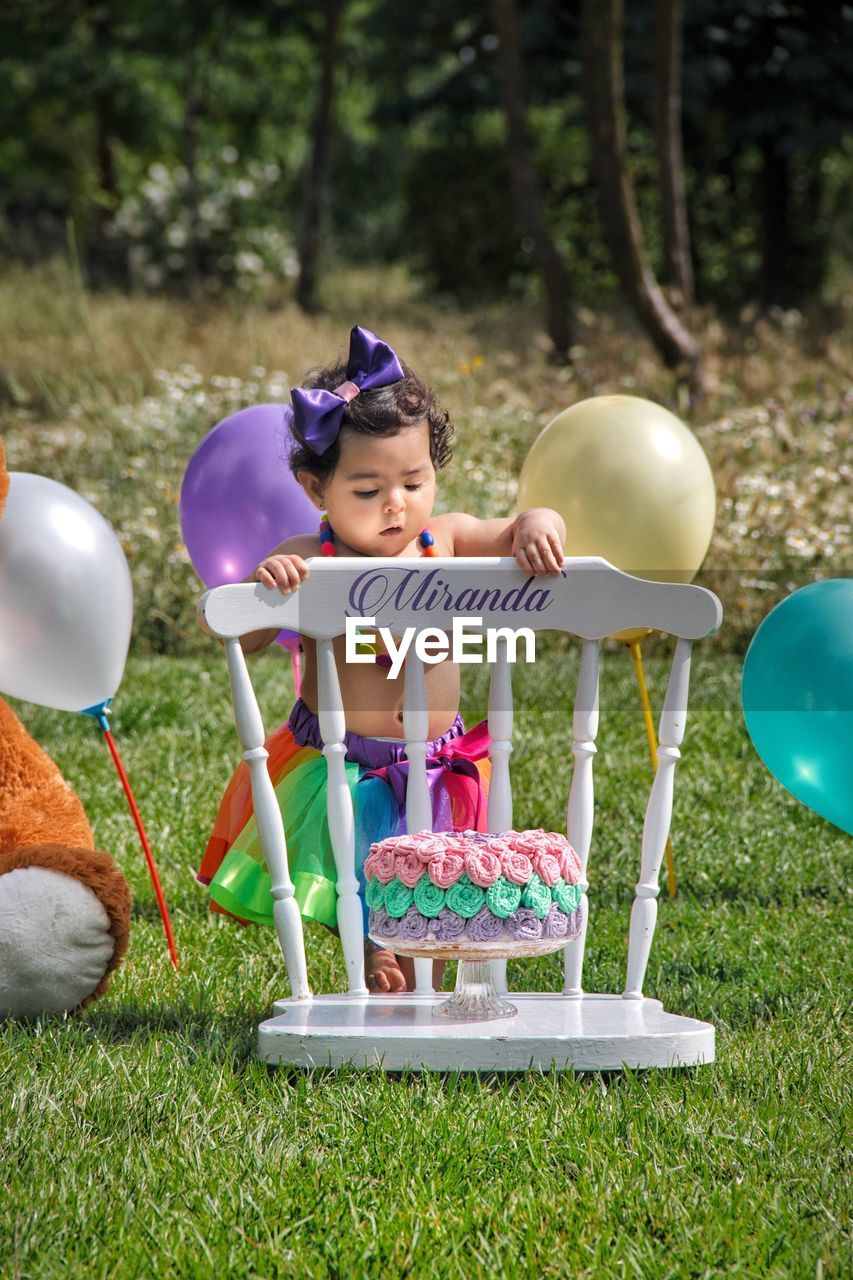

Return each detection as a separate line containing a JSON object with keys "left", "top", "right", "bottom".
{"left": 201, "top": 557, "right": 722, "bottom": 1002}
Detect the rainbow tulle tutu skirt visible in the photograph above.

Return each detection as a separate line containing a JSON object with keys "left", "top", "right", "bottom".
{"left": 197, "top": 698, "right": 491, "bottom": 930}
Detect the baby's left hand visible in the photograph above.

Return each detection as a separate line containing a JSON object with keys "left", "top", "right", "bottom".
{"left": 512, "top": 508, "right": 565, "bottom": 575}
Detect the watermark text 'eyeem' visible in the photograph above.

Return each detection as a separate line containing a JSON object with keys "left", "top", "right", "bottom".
{"left": 345, "top": 616, "right": 535, "bottom": 679}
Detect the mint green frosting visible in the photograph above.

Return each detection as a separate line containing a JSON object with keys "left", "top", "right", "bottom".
{"left": 485, "top": 877, "right": 522, "bottom": 919}
{"left": 521, "top": 872, "right": 551, "bottom": 920}
{"left": 366, "top": 877, "right": 387, "bottom": 910}
{"left": 553, "top": 878, "right": 582, "bottom": 913}
{"left": 413, "top": 875, "right": 446, "bottom": 918}
{"left": 445, "top": 879, "right": 486, "bottom": 919}
{"left": 384, "top": 877, "right": 415, "bottom": 918}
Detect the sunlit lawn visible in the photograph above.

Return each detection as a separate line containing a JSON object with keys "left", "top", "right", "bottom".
{"left": 1, "top": 648, "right": 848, "bottom": 1279}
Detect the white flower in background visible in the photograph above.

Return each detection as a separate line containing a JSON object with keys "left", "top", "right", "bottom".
{"left": 235, "top": 250, "right": 264, "bottom": 275}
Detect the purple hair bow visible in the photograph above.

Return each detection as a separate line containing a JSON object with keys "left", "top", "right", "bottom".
{"left": 290, "top": 325, "right": 404, "bottom": 455}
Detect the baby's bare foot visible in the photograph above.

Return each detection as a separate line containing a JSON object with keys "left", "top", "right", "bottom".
{"left": 364, "top": 945, "right": 407, "bottom": 993}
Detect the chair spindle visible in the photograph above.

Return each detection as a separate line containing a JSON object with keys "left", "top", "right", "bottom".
{"left": 403, "top": 651, "right": 434, "bottom": 993}
{"left": 624, "top": 637, "right": 693, "bottom": 999}
{"left": 224, "top": 638, "right": 311, "bottom": 1000}
{"left": 563, "top": 639, "right": 600, "bottom": 998}
{"left": 316, "top": 639, "right": 368, "bottom": 995}
{"left": 487, "top": 636, "right": 514, "bottom": 994}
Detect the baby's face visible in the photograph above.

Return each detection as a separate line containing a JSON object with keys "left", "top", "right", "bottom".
{"left": 317, "top": 422, "right": 436, "bottom": 555}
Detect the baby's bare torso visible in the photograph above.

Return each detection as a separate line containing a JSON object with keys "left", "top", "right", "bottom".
{"left": 298, "top": 524, "right": 461, "bottom": 739}
{"left": 298, "top": 634, "right": 461, "bottom": 739}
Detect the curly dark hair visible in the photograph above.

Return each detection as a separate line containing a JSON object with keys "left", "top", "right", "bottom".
{"left": 288, "top": 357, "right": 454, "bottom": 489}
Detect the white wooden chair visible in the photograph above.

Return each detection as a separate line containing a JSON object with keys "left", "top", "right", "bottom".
{"left": 200, "top": 556, "right": 722, "bottom": 1071}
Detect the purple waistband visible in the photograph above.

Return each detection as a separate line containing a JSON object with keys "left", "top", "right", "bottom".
{"left": 287, "top": 698, "right": 466, "bottom": 770}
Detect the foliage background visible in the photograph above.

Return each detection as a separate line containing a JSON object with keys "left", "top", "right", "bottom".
{"left": 1, "top": 2, "right": 850, "bottom": 307}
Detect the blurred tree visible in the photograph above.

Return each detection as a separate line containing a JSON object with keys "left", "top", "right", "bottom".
{"left": 653, "top": 0, "right": 693, "bottom": 309}
{"left": 492, "top": 0, "right": 573, "bottom": 355}
{"left": 0, "top": 0, "right": 849, "bottom": 314}
{"left": 581, "top": 0, "right": 701, "bottom": 373}
{"left": 369, "top": 0, "right": 525, "bottom": 297}
{"left": 296, "top": 0, "right": 344, "bottom": 313}
{"left": 680, "top": 0, "right": 853, "bottom": 307}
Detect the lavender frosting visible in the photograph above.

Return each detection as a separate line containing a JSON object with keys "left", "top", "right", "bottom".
{"left": 506, "top": 907, "right": 543, "bottom": 942}
{"left": 398, "top": 905, "right": 430, "bottom": 940}
{"left": 466, "top": 906, "right": 504, "bottom": 942}
{"left": 431, "top": 906, "right": 468, "bottom": 942}
{"left": 369, "top": 906, "right": 399, "bottom": 938}
{"left": 542, "top": 901, "right": 569, "bottom": 939}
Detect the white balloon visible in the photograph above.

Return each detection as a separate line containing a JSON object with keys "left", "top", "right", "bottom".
{"left": 0, "top": 473, "right": 133, "bottom": 712}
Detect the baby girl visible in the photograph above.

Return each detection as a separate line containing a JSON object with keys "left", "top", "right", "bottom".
{"left": 197, "top": 325, "right": 565, "bottom": 992}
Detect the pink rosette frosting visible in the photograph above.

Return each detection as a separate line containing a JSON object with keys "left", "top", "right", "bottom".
{"left": 531, "top": 851, "right": 561, "bottom": 888}
{"left": 427, "top": 851, "right": 465, "bottom": 889}
{"left": 363, "top": 849, "right": 381, "bottom": 881}
{"left": 463, "top": 848, "right": 502, "bottom": 888}
{"left": 410, "top": 832, "right": 451, "bottom": 863}
{"left": 368, "top": 846, "right": 398, "bottom": 884}
{"left": 479, "top": 835, "right": 513, "bottom": 859}
{"left": 385, "top": 834, "right": 421, "bottom": 859}
{"left": 395, "top": 851, "right": 425, "bottom": 888}
{"left": 373, "top": 836, "right": 400, "bottom": 854}
{"left": 500, "top": 850, "right": 533, "bottom": 886}
{"left": 541, "top": 831, "right": 569, "bottom": 854}
{"left": 556, "top": 845, "right": 582, "bottom": 884}
{"left": 508, "top": 829, "right": 547, "bottom": 857}
{"left": 437, "top": 832, "right": 470, "bottom": 858}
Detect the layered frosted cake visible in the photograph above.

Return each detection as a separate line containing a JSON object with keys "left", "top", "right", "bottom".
{"left": 366, "top": 829, "right": 584, "bottom": 951}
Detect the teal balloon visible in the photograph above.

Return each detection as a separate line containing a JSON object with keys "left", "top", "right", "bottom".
{"left": 742, "top": 579, "right": 853, "bottom": 835}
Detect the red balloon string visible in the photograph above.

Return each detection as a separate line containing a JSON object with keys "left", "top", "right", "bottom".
{"left": 102, "top": 728, "right": 179, "bottom": 969}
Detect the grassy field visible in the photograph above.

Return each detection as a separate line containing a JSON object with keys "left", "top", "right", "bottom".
{"left": 0, "top": 263, "right": 850, "bottom": 1276}
{"left": 1, "top": 650, "right": 849, "bottom": 1279}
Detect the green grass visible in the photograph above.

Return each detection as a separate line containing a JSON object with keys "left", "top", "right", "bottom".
{"left": 2, "top": 650, "right": 849, "bottom": 1279}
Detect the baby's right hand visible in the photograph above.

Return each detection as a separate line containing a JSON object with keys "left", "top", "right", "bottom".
{"left": 255, "top": 554, "right": 309, "bottom": 594}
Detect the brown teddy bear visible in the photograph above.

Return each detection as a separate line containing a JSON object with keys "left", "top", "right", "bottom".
{"left": 0, "top": 440, "right": 131, "bottom": 1017}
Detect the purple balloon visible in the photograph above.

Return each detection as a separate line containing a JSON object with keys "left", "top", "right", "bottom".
{"left": 180, "top": 404, "right": 318, "bottom": 588}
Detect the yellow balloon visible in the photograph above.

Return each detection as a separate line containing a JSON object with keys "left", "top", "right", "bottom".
{"left": 518, "top": 395, "right": 715, "bottom": 584}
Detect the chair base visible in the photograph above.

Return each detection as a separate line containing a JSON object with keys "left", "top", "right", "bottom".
{"left": 258, "top": 992, "right": 715, "bottom": 1072}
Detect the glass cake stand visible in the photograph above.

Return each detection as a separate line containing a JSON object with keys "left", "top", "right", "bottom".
{"left": 369, "top": 934, "right": 570, "bottom": 1022}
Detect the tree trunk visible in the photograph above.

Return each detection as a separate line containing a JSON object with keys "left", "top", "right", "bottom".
{"left": 93, "top": 89, "right": 118, "bottom": 209}
{"left": 88, "top": 3, "right": 123, "bottom": 281}
{"left": 183, "top": 47, "right": 202, "bottom": 285}
{"left": 492, "top": 0, "right": 573, "bottom": 356}
{"left": 759, "top": 139, "right": 790, "bottom": 306}
{"left": 580, "top": 0, "right": 700, "bottom": 374}
{"left": 296, "top": 0, "right": 344, "bottom": 314}
{"left": 653, "top": 0, "right": 693, "bottom": 309}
